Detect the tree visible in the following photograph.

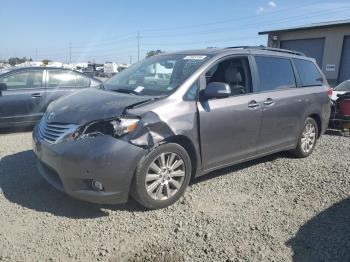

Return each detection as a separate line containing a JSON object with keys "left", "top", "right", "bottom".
{"left": 8, "top": 57, "right": 30, "bottom": 66}
{"left": 146, "top": 50, "right": 164, "bottom": 58}
{"left": 41, "top": 59, "right": 51, "bottom": 65}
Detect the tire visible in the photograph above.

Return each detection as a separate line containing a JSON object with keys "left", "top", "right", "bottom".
{"left": 291, "top": 117, "right": 319, "bottom": 158}
{"left": 131, "top": 143, "right": 192, "bottom": 209}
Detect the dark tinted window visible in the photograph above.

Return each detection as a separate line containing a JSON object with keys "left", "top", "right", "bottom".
{"left": 293, "top": 59, "right": 323, "bottom": 87}
{"left": 0, "top": 70, "right": 43, "bottom": 89}
{"left": 48, "top": 70, "right": 77, "bottom": 88}
{"left": 255, "top": 56, "right": 296, "bottom": 92}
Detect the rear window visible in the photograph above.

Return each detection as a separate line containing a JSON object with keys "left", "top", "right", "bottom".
{"left": 293, "top": 59, "right": 323, "bottom": 87}
{"left": 255, "top": 56, "right": 296, "bottom": 92}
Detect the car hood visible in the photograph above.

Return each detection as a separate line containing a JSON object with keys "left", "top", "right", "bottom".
{"left": 46, "top": 88, "right": 154, "bottom": 125}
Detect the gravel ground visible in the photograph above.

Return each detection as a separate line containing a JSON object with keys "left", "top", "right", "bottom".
{"left": 0, "top": 130, "right": 349, "bottom": 262}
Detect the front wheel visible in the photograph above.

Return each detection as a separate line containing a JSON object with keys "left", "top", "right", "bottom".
{"left": 291, "top": 117, "right": 319, "bottom": 158}
{"left": 131, "top": 143, "right": 192, "bottom": 209}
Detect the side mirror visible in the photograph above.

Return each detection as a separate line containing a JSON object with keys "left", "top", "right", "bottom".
{"left": 204, "top": 82, "right": 231, "bottom": 99}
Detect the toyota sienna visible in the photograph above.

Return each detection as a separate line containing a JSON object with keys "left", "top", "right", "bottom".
{"left": 32, "top": 47, "right": 331, "bottom": 209}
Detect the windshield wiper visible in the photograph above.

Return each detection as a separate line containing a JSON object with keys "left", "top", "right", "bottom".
{"left": 112, "top": 88, "right": 142, "bottom": 96}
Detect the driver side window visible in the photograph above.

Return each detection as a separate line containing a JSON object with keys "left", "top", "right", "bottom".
{"left": 205, "top": 57, "right": 252, "bottom": 96}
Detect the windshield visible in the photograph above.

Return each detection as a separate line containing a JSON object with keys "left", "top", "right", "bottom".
{"left": 104, "top": 54, "right": 211, "bottom": 96}
{"left": 334, "top": 81, "right": 350, "bottom": 92}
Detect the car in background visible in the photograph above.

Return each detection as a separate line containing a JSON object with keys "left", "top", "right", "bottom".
{"left": 144, "top": 73, "right": 171, "bottom": 86}
{"left": 0, "top": 67, "right": 101, "bottom": 128}
{"left": 104, "top": 62, "right": 118, "bottom": 77}
{"left": 331, "top": 80, "right": 350, "bottom": 101}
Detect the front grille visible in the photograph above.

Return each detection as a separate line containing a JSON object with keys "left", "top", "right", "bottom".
{"left": 37, "top": 119, "right": 78, "bottom": 144}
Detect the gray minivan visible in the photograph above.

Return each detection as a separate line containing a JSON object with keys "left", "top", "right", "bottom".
{"left": 32, "top": 47, "right": 331, "bottom": 209}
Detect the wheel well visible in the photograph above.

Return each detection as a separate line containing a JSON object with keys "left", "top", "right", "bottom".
{"left": 164, "top": 135, "right": 198, "bottom": 179}
{"left": 309, "top": 114, "right": 322, "bottom": 138}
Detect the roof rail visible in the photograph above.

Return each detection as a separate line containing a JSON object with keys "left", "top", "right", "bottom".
{"left": 225, "top": 46, "right": 304, "bottom": 56}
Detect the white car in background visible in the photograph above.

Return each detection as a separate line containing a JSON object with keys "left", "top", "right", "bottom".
{"left": 331, "top": 80, "right": 350, "bottom": 101}
{"left": 104, "top": 62, "right": 118, "bottom": 77}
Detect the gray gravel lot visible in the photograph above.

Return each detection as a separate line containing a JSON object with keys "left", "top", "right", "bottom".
{"left": 0, "top": 130, "right": 349, "bottom": 261}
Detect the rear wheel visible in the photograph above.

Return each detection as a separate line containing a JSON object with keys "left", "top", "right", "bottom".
{"left": 131, "top": 143, "right": 191, "bottom": 209}
{"left": 291, "top": 117, "right": 318, "bottom": 158}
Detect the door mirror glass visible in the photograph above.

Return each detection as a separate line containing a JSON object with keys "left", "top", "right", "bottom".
{"left": 204, "top": 82, "right": 231, "bottom": 98}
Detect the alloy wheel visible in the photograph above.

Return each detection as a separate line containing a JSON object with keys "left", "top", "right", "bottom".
{"left": 145, "top": 152, "right": 186, "bottom": 201}
{"left": 301, "top": 122, "right": 316, "bottom": 153}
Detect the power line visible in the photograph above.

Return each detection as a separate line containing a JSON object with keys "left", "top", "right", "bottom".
{"left": 22, "top": 1, "right": 350, "bottom": 62}
{"left": 137, "top": 31, "right": 140, "bottom": 61}
{"left": 141, "top": 35, "right": 265, "bottom": 47}
{"left": 71, "top": 32, "right": 138, "bottom": 46}
{"left": 69, "top": 42, "right": 72, "bottom": 63}
{"left": 140, "top": 0, "right": 339, "bottom": 33}
{"left": 67, "top": 6, "right": 350, "bottom": 54}
{"left": 141, "top": 6, "right": 350, "bottom": 39}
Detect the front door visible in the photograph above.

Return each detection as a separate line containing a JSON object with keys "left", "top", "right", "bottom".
{"left": 0, "top": 69, "right": 45, "bottom": 126}
{"left": 197, "top": 56, "right": 262, "bottom": 171}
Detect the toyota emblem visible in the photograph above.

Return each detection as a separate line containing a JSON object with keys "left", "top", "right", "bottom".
{"left": 47, "top": 112, "right": 55, "bottom": 121}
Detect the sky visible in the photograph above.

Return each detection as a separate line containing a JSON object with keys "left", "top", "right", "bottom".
{"left": 0, "top": 0, "right": 350, "bottom": 64}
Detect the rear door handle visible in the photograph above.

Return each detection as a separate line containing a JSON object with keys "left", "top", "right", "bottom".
{"left": 248, "top": 100, "right": 260, "bottom": 109}
{"left": 31, "top": 93, "right": 42, "bottom": 98}
{"left": 263, "top": 98, "right": 274, "bottom": 106}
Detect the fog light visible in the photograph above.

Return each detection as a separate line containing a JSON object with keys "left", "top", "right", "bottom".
{"left": 91, "top": 180, "right": 104, "bottom": 191}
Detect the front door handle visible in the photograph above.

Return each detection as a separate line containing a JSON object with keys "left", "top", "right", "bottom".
{"left": 31, "top": 93, "right": 42, "bottom": 98}
{"left": 263, "top": 98, "right": 274, "bottom": 106}
{"left": 248, "top": 100, "right": 260, "bottom": 108}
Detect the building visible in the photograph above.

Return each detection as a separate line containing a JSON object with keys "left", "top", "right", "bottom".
{"left": 259, "top": 20, "right": 350, "bottom": 86}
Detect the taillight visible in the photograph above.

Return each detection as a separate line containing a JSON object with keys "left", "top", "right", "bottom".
{"left": 327, "top": 87, "right": 333, "bottom": 98}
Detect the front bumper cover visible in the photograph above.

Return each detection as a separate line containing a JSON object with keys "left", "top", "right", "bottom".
{"left": 32, "top": 125, "right": 147, "bottom": 204}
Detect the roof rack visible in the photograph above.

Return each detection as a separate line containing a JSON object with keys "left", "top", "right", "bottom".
{"left": 225, "top": 46, "right": 305, "bottom": 56}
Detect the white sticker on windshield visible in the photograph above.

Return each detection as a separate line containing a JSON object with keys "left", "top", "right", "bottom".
{"left": 183, "top": 55, "right": 207, "bottom": 60}
{"left": 134, "top": 86, "right": 144, "bottom": 93}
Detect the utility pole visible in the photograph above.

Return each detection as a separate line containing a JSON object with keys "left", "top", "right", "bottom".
{"left": 35, "top": 48, "right": 38, "bottom": 61}
{"left": 137, "top": 31, "right": 140, "bottom": 61}
{"left": 69, "top": 42, "right": 72, "bottom": 64}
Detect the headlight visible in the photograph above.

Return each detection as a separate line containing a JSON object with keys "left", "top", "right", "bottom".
{"left": 110, "top": 118, "right": 139, "bottom": 137}
{"left": 78, "top": 117, "right": 139, "bottom": 139}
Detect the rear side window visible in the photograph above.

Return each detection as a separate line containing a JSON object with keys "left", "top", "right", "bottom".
{"left": 293, "top": 59, "right": 324, "bottom": 87}
{"left": 255, "top": 56, "right": 296, "bottom": 92}
{"left": 48, "top": 70, "right": 76, "bottom": 88}
{"left": 76, "top": 74, "right": 91, "bottom": 87}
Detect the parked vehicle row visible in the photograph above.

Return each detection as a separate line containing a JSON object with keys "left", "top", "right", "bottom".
{"left": 0, "top": 67, "right": 101, "bottom": 127}
{"left": 32, "top": 47, "right": 331, "bottom": 209}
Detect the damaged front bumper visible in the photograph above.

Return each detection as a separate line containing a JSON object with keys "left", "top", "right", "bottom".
{"left": 32, "top": 125, "right": 147, "bottom": 204}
